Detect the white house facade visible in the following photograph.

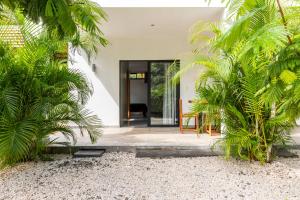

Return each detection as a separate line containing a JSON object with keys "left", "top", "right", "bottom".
{"left": 69, "top": 0, "right": 225, "bottom": 127}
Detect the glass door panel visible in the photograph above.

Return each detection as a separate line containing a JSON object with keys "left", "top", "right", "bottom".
{"left": 120, "top": 61, "right": 129, "bottom": 127}
{"left": 149, "top": 61, "right": 179, "bottom": 126}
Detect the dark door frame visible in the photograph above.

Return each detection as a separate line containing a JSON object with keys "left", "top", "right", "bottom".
{"left": 119, "top": 60, "right": 180, "bottom": 127}
{"left": 119, "top": 61, "right": 129, "bottom": 127}
{"left": 147, "top": 60, "right": 180, "bottom": 127}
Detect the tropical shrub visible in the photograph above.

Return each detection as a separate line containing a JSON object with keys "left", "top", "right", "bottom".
{"left": 0, "top": 35, "right": 102, "bottom": 166}
{"left": 180, "top": 0, "right": 300, "bottom": 162}
{"left": 0, "top": 1, "right": 106, "bottom": 166}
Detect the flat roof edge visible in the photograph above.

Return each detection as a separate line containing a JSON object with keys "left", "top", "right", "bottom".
{"left": 93, "top": 0, "right": 225, "bottom": 8}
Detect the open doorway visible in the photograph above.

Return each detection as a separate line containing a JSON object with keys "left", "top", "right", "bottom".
{"left": 120, "top": 60, "right": 180, "bottom": 127}
{"left": 128, "top": 61, "right": 148, "bottom": 127}
{"left": 119, "top": 61, "right": 148, "bottom": 127}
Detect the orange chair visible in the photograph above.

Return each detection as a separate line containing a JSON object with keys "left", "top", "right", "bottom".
{"left": 202, "top": 112, "right": 221, "bottom": 136}
{"left": 202, "top": 112, "right": 212, "bottom": 136}
{"left": 179, "top": 99, "right": 199, "bottom": 134}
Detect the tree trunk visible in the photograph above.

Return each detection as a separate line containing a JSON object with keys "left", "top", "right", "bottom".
{"left": 276, "top": 0, "right": 292, "bottom": 44}
{"left": 267, "top": 103, "right": 276, "bottom": 163}
{"left": 255, "top": 116, "right": 259, "bottom": 137}
{"left": 266, "top": 144, "right": 273, "bottom": 163}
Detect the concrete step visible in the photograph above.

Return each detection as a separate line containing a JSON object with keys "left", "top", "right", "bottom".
{"left": 73, "top": 149, "right": 105, "bottom": 158}
{"left": 136, "top": 147, "right": 220, "bottom": 158}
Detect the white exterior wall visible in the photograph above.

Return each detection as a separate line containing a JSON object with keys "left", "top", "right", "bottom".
{"left": 69, "top": 36, "right": 203, "bottom": 126}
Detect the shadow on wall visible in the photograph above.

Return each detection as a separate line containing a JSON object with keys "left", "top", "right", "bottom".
{"left": 68, "top": 48, "right": 119, "bottom": 126}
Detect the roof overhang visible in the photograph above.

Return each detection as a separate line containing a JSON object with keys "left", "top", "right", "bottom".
{"left": 100, "top": 7, "right": 225, "bottom": 40}
{"left": 93, "top": 0, "right": 225, "bottom": 8}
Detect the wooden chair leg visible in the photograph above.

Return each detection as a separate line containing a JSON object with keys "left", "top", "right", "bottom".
{"left": 195, "top": 115, "right": 199, "bottom": 137}
{"left": 179, "top": 117, "right": 183, "bottom": 133}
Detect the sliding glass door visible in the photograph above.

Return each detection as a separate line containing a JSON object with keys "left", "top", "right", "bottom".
{"left": 148, "top": 61, "right": 180, "bottom": 126}
{"left": 119, "top": 61, "right": 130, "bottom": 127}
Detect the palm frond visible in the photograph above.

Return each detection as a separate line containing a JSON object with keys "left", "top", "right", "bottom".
{"left": 0, "top": 117, "right": 37, "bottom": 165}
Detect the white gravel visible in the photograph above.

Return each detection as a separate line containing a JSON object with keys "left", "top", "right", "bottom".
{"left": 1, "top": 152, "right": 300, "bottom": 200}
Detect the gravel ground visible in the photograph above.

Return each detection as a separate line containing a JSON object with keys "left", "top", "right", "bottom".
{"left": 0, "top": 152, "right": 300, "bottom": 200}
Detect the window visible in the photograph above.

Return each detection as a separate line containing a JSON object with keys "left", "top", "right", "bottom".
{"left": 129, "top": 73, "right": 146, "bottom": 79}
{"left": 129, "top": 73, "right": 137, "bottom": 79}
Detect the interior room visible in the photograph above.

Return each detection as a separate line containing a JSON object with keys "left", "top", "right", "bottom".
{"left": 127, "top": 61, "right": 148, "bottom": 127}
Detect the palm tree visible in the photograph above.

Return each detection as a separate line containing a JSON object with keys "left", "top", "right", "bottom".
{"left": 0, "top": 2, "right": 105, "bottom": 165}
{"left": 0, "top": 0, "right": 108, "bottom": 57}
{"left": 178, "top": 0, "right": 300, "bottom": 162}
{"left": 0, "top": 33, "right": 102, "bottom": 166}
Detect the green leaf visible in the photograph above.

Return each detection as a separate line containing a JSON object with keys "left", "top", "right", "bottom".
{"left": 280, "top": 70, "right": 297, "bottom": 84}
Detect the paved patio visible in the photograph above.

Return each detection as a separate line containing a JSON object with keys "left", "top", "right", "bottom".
{"left": 53, "top": 127, "right": 220, "bottom": 147}
{"left": 290, "top": 126, "right": 300, "bottom": 146}
{"left": 52, "top": 126, "right": 300, "bottom": 148}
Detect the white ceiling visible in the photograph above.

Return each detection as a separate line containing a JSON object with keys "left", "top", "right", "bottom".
{"left": 100, "top": 7, "right": 225, "bottom": 39}
{"left": 94, "top": 0, "right": 224, "bottom": 7}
